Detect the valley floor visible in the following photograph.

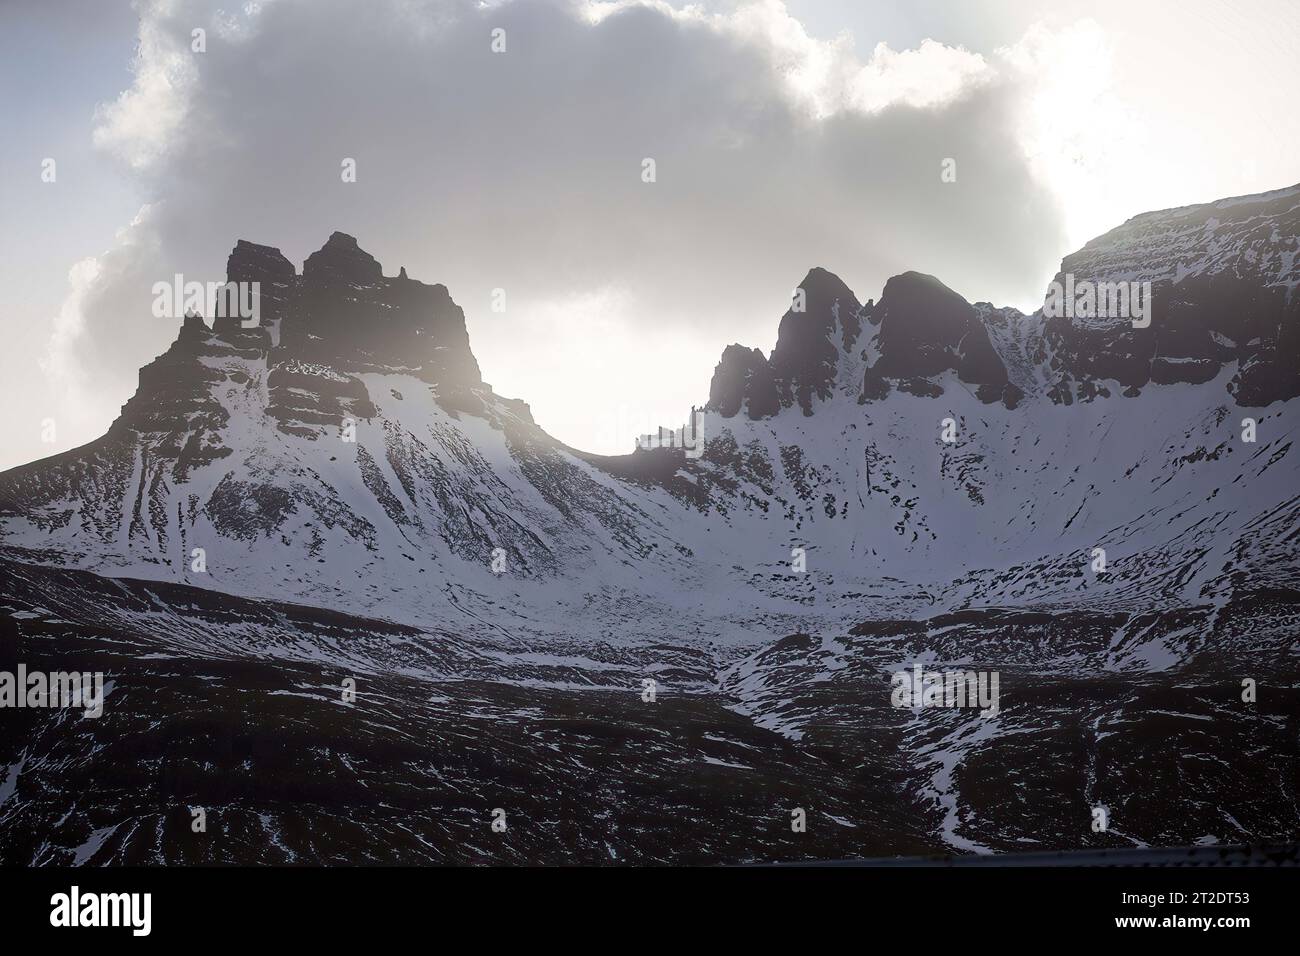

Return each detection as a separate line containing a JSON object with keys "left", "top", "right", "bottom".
{"left": 1, "top": 558, "right": 1297, "bottom": 865}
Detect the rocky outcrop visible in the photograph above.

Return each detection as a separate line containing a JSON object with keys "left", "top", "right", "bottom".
{"left": 709, "top": 185, "right": 1299, "bottom": 419}
{"left": 1042, "top": 184, "right": 1300, "bottom": 404}
{"left": 860, "top": 271, "right": 1011, "bottom": 405}
{"left": 0, "top": 231, "right": 569, "bottom": 572}
{"left": 769, "top": 267, "right": 862, "bottom": 415}
{"left": 708, "top": 267, "right": 861, "bottom": 418}
{"left": 197, "top": 232, "right": 488, "bottom": 434}
{"left": 301, "top": 230, "right": 383, "bottom": 285}
{"left": 218, "top": 240, "right": 296, "bottom": 343}
{"left": 708, "top": 266, "right": 1024, "bottom": 417}
{"left": 110, "top": 311, "right": 256, "bottom": 478}
{"left": 708, "top": 345, "right": 779, "bottom": 419}
{"left": 281, "top": 232, "right": 482, "bottom": 389}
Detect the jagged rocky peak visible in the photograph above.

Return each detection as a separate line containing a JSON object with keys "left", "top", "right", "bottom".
{"left": 707, "top": 266, "right": 861, "bottom": 419}
{"left": 120, "top": 272, "right": 273, "bottom": 444}
{"left": 211, "top": 240, "right": 295, "bottom": 339}
{"left": 265, "top": 232, "right": 486, "bottom": 436}
{"left": 1042, "top": 183, "right": 1300, "bottom": 405}
{"left": 227, "top": 239, "right": 296, "bottom": 285}
{"left": 861, "top": 271, "right": 1013, "bottom": 405}
{"left": 734, "top": 268, "right": 851, "bottom": 417}
{"left": 118, "top": 231, "right": 492, "bottom": 448}
{"left": 709, "top": 265, "right": 1026, "bottom": 417}
{"left": 793, "top": 266, "right": 861, "bottom": 323}
{"left": 770, "top": 267, "right": 863, "bottom": 414}
{"left": 179, "top": 311, "right": 208, "bottom": 340}
{"left": 302, "top": 231, "right": 383, "bottom": 285}
{"left": 277, "top": 232, "right": 482, "bottom": 387}
{"left": 708, "top": 344, "right": 778, "bottom": 419}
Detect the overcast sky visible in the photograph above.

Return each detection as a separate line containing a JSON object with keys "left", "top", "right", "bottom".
{"left": 1, "top": 0, "right": 1297, "bottom": 469}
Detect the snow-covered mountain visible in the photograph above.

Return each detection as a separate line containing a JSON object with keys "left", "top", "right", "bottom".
{"left": 2, "top": 185, "right": 1298, "bottom": 864}
{"left": 6, "top": 188, "right": 1300, "bottom": 636}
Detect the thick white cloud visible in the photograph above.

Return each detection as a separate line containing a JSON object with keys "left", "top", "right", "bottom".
{"left": 41, "top": 0, "right": 1076, "bottom": 459}
{"left": 91, "top": 8, "right": 198, "bottom": 171}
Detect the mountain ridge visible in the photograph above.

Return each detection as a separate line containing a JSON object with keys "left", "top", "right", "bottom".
{"left": 709, "top": 182, "right": 1300, "bottom": 417}
{"left": 1, "top": 185, "right": 1298, "bottom": 645}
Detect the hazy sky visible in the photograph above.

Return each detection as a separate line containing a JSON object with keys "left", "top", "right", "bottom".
{"left": 1, "top": 0, "right": 1297, "bottom": 469}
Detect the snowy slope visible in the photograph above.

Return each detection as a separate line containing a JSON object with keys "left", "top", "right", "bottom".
{"left": 1, "top": 191, "right": 1298, "bottom": 651}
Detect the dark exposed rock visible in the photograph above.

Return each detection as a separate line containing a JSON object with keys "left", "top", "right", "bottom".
{"left": 110, "top": 313, "right": 241, "bottom": 478}
{"left": 68, "top": 233, "right": 493, "bottom": 474}
{"left": 228, "top": 239, "right": 295, "bottom": 283}
{"left": 266, "top": 361, "right": 377, "bottom": 438}
{"left": 1231, "top": 351, "right": 1300, "bottom": 406}
{"left": 1043, "top": 184, "right": 1300, "bottom": 405}
{"left": 697, "top": 183, "right": 1296, "bottom": 418}
{"left": 706, "top": 267, "right": 859, "bottom": 418}
{"left": 897, "top": 377, "right": 944, "bottom": 398}
{"left": 708, "top": 345, "right": 778, "bottom": 419}
{"left": 860, "top": 363, "right": 890, "bottom": 402}
{"left": 217, "top": 240, "right": 296, "bottom": 342}
{"left": 280, "top": 234, "right": 482, "bottom": 395}
{"left": 301, "top": 231, "right": 383, "bottom": 285}
{"left": 1042, "top": 306, "right": 1155, "bottom": 398}
{"left": 768, "top": 267, "right": 862, "bottom": 415}
{"left": 868, "top": 272, "right": 1007, "bottom": 388}
{"left": 856, "top": 271, "right": 1012, "bottom": 408}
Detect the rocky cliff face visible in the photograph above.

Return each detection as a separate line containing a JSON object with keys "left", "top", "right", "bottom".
{"left": 287, "top": 232, "right": 482, "bottom": 390}
{"left": 1042, "top": 184, "right": 1300, "bottom": 404}
{"left": 707, "top": 344, "right": 778, "bottom": 419}
{"left": 767, "top": 267, "right": 862, "bottom": 415}
{"left": 859, "top": 271, "right": 1015, "bottom": 406}
{"left": 707, "top": 267, "right": 863, "bottom": 419}
{"left": 0, "top": 233, "right": 556, "bottom": 595}
{"left": 707, "top": 185, "right": 1300, "bottom": 418}
{"left": 707, "top": 265, "right": 1024, "bottom": 416}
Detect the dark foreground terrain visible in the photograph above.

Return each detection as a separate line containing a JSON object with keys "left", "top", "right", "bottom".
{"left": 2, "top": 557, "right": 1296, "bottom": 865}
